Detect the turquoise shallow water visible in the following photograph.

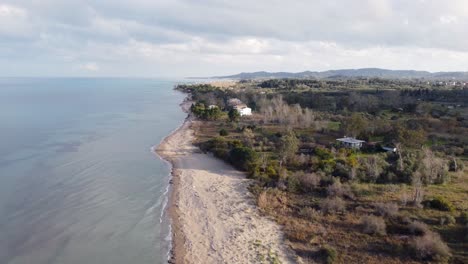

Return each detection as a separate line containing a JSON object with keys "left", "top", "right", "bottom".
{"left": 0, "top": 78, "right": 186, "bottom": 264}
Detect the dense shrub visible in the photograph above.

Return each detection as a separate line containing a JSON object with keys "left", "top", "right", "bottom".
{"left": 202, "top": 138, "right": 259, "bottom": 176}
{"left": 320, "top": 197, "right": 345, "bottom": 214}
{"left": 332, "top": 162, "right": 353, "bottom": 180}
{"left": 287, "top": 175, "right": 301, "bottom": 193}
{"left": 201, "top": 137, "right": 230, "bottom": 159}
{"left": 219, "top": 128, "right": 229, "bottom": 136}
{"left": 315, "top": 147, "right": 334, "bottom": 160}
{"left": 298, "top": 172, "right": 321, "bottom": 191}
{"left": 411, "top": 231, "right": 451, "bottom": 261}
{"left": 228, "top": 108, "right": 240, "bottom": 122}
{"left": 373, "top": 202, "right": 399, "bottom": 218}
{"left": 358, "top": 155, "right": 388, "bottom": 182}
{"left": 191, "top": 102, "right": 223, "bottom": 120}
{"left": 229, "top": 146, "right": 258, "bottom": 172}
{"left": 408, "top": 221, "right": 430, "bottom": 236}
{"left": 299, "top": 207, "right": 320, "bottom": 220}
{"left": 321, "top": 245, "right": 337, "bottom": 264}
{"left": 327, "top": 181, "right": 344, "bottom": 197}
{"left": 265, "top": 164, "right": 278, "bottom": 180}
{"left": 361, "top": 215, "right": 387, "bottom": 235}
{"left": 326, "top": 180, "right": 354, "bottom": 199}
{"left": 423, "top": 196, "right": 455, "bottom": 212}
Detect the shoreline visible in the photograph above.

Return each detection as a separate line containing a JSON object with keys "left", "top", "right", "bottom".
{"left": 156, "top": 95, "right": 294, "bottom": 263}
{"left": 155, "top": 97, "right": 193, "bottom": 264}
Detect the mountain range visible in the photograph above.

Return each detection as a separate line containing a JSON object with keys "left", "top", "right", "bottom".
{"left": 211, "top": 68, "right": 468, "bottom": 80}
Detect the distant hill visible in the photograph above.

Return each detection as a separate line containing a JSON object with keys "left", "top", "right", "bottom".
{"left": 212, "top": 68, "right": 468, "bottom": 80}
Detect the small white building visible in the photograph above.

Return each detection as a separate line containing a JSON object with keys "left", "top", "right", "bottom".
{"left": 234, "top": 104, "right": 252, "bottom": 116}
{"left": 208, "top": 105, "right": 218, "bottom": 109}
{"left": 336, "top": 137, "right": 365, "bottom": 149}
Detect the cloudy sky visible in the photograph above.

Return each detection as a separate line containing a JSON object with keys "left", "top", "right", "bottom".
{"left": 1, "top": 0, "right": 467, "bottom": 77}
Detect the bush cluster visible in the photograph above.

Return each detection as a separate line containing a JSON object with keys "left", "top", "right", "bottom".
{"left": 423, "top": 196, "right": 455, "bottom": 212}
{"left": 411, "top": 231, "right": 451, "bottom": 261}
{"left": 320, "top": 245, "right": 337, "bottom": 264}
{"left": 361, "top": 215, "right": 387, "bottom": 235}
{"left": 373, "top": 202, "right": 399, "bottom": 218}
{"left": 408, "top": 221, "right": 430, "bottom": 236}
{"left": 200, "top": 137, "right": 259, "bottom": 176}
{"left": 191, "top": 102, "right": 222, "bottom": 120}
{"left": 320, "top": 197, "right": 345, "bottom": 214}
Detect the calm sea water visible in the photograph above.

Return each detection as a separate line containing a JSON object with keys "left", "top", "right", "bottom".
{"left": 0, "top": 78, "right": 187, "bottom": 264}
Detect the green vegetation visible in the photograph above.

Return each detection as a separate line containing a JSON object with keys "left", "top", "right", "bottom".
{"left": 219, "top": 128, "right": 229, "bottom": 136}
{"left": 320, "top": 245, "right": 337, "bottom": 264}
{"left": 228, "top": 108, "right": 240, "bottom": 122}
{"left": 423, "top": 196, "right": 455, "bottom": 212}
{"left": 176, "top": 78, "right": 468, "bottom": 263}
{"left": 190, "top": 102, "right": 222, "bottom": 120}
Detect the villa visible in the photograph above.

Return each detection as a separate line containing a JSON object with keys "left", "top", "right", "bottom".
{"left": 233, "top": 104, "right": 252, "bottom": 116}
{"left": 336, "top": 137, "right": 365, "bottom": 149}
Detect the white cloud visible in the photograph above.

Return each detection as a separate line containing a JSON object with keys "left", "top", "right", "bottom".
{"left": 439, "top": 15, "right": 457, "bottom": 24}
{"left": 0, "top": 4, "right": 33, "bottom": 38}
{"left": 79, "top": 62, "right": 99, "bottom": 72}
{"left": 0, "top": 4, "right": 26, "bottom": 17}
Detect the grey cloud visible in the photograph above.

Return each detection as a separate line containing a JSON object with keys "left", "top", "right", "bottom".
{"left": 0, "top": 0, "right": 467, "bottom": 76}
{"left": 5, "top": 0, "right": 468, "bottom": 49}
{"left": 82, "top": 0, "right": 468, "bottom": 50}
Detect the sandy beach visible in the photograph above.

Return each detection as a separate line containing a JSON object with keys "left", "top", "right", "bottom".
{"left": 157, "top": 98, "right": 294, "bottom": 264}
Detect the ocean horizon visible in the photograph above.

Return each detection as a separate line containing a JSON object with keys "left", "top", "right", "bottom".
{"left": 0, "top": 78, "right": 187, "bottom": 264}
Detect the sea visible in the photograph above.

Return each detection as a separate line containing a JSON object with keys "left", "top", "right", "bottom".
{"left": 0, "top": 78, "right": 187, "bottom": 264}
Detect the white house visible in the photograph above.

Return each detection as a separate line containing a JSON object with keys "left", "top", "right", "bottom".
{"left": 336, "top": 137, "right": 365, "bottom": 149}
{"left": 233, "top": 104, "right": 252, "bottom": 116}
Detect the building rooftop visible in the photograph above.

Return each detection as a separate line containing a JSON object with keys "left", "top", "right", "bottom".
{"left": 233, "top": 103, "right": 249, "bottom": 109}
{"left": 336, "top": 137, "right": 365, "bottom": 144}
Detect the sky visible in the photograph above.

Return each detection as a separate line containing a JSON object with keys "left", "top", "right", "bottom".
{"left": 1, "top": 0, "right": 468, "bottom": 77}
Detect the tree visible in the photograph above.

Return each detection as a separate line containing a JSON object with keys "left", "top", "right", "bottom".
{"left": 205, "top": 107, "right": 222, "bottom": 120}
{"left": 277, "top": 130, "right": 299, "bottom": 167}
{"left": 341, "top": 113, "right": 368, "bottom": 138}
{"left": 418, "top": 147, "right": 448, "bottom": 184}
{"left": 411, "top": 171, "right": 424, "bottom": 207}
{"left": 229, "top": 146, "right": 259, "bottom": 172}
{"left": 228, "top": 109, "right": 240, "bottom": 122}
{"left": 393, "top": 125, "right": 427, "bottom": 148}
{"left": 360, "top": 155, "right": 388, "bottom": 182}
{"left": 190, "top": 102, "right": 222, "bottom": 120}
{"left": 242, "top": 128, "right": 255, "bottom": 147}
